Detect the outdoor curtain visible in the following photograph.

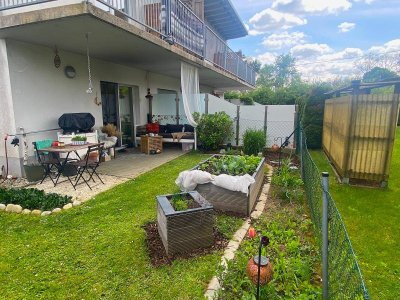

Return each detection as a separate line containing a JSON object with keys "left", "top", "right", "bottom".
{"left": 180, "top": 61, "right": 201, "bottom": 126}
{"left": 181, "top": 61, "right": 201, "bottom": 149}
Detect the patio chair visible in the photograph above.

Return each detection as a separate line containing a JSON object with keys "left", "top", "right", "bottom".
{"left": 33, "top": 140, "right": 59, "bottom": 185}
{"left": 70, "top": 143, "right": 105, "bottom": 190}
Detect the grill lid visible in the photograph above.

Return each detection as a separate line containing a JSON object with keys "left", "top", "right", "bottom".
{"left": 58, "top": 113, "right": 95, "bottom": 133}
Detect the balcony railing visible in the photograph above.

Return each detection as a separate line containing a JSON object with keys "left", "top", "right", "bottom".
{"left": 0, "top": 0, "right": 256, "bottom": 86}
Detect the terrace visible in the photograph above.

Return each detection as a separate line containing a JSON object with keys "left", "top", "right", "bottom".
{"left": 0, "top": 0, "right": 256, "bottom": 86}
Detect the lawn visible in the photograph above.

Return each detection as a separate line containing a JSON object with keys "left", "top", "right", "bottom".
{"left": 310, "top": 127, "right": 400, "bottom": 299}
{"left": 0, "top": 152, "right": 243, "bottom": 299}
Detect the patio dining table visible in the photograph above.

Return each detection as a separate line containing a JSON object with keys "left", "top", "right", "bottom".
{"left": 37, "top": 143, "right": 97, "bottom": 187}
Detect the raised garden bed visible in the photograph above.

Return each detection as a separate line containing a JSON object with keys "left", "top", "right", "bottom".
{"left": 193, "top": 155, "right": 265, "bottom": 216}
{"left": 156, "top": 191, "right": 214, "bottom": 256}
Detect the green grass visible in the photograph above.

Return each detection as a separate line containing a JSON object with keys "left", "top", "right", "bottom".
{"left": 310, "top": 127, "right": 400, "bottom": 299}
{"left": 0, "top": 153, "right": 243, "bottom": 300}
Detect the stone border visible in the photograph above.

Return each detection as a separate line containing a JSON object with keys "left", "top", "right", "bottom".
{"left": 204, "top": 164, "right": 273, "bottom": 299}
{"left": 0, "top": 199, "right": 85, "bottom": 217}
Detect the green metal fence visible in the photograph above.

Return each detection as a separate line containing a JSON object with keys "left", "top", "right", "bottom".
{"left": 299, "top": 129, "right": 370, "bottom": 300}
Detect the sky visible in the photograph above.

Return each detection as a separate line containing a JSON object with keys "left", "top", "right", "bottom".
{"left": 228, "top": 0, "right": 400, "bottom": 81}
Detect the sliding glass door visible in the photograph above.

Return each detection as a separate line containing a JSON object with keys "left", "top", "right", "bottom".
{"left": 101, "top": 82, "right": 139, "bottom": 148}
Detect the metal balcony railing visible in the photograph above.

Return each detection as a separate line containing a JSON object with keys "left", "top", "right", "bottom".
{"left": 0, "top": 0, "right": 256, "bottom": 86}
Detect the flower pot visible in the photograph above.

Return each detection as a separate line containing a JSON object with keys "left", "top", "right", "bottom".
{"left": 62, "top": 164, "right": 78, "bottom": 177}
{"left": 23, "top": 165, "right": 44, "bottom": 182}
{"left": 246, "top": 255, "right": 273, "bottom": 285}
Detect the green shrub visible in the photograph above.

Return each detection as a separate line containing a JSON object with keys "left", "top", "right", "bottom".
{"left": 302, "top": 84, "right": 332, "bottom": 149}
{"left": 243, "top": 129, "right": 266, "bottom": 155}
{"left": 239, "top": 95, "right": 254, "bottom": 105}
{"left": 0, "top": 187, "right": 72, "bottom": 210}
{"left": 224, "top": 90, "right": 241, "bottom": 100}
{"left": 196, "top": 112, "right": 233, "bottom": 151}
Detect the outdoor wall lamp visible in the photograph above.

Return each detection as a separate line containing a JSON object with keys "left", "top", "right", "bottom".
{"left": 64, "top": 66, "right": 76, "bottom": 79}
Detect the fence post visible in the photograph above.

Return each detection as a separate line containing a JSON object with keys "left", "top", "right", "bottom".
{"left": 203, "top": 25, "right": 207, "bottom": 59}
{"left": 205, "top": 93, "right": 209, "bottom": 115}
{"left": 300, "top": 129, "right": 304, "bottom": 180}
{"left": 264, "top": 105, "right": 268, "bottom": 138}
{"left": 236, "top": 105, "right": 240, "bottom": 146}
{"left": 294, "top": 105, "right": 299, "bottom": 154}
{"left": 322, "top": 172, "right": 330, "bottom": 300}
{"left": 175, "top": 94, "right": 180, "bottom": 125}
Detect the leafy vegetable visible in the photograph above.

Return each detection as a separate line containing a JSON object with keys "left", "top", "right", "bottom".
{"left": 198, "top": 155, "right": 262, "bottom": 176}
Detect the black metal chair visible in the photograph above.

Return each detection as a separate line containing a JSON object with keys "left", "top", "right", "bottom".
{"left": 70, "top": 143, "right": 105, "bottom": 190}
{"left": 33, "top": 141, "right": 60, "bottom": 185}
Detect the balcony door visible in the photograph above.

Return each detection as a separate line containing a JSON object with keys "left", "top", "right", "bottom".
{"left": 101, "top": 82, "right": 139, "bottom": 148}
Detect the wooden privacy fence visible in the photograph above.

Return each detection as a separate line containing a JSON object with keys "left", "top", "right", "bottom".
{"left": 323, "top": 93, "right": 400, "bottom": 186}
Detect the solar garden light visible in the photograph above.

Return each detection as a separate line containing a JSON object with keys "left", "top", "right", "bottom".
{"left": 246, "top": 228, "right": 273, "bottom": 300}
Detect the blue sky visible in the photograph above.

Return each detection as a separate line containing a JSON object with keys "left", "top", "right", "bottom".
{"left": 228, "top": 0, "right": 400, "bottom": 80}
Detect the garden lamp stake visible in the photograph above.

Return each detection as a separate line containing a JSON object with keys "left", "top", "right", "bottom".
{"left": 256, "top": 237, "right": 262, "bottom": 300}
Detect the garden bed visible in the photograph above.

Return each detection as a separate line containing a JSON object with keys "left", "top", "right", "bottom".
{"left": 216, "top": 164, "right": 321, "bottom": 299}
{"left": 144, "top": 222, "right": 227, "bottom": 266}
{"left": 0, "top": 187, "right": 73, "bottom": 215}
{"left": 194, "top": 155, "right": 265, "bottom": 216}
{"left": 156, "top": 191, "right": 215, "bottom": 256}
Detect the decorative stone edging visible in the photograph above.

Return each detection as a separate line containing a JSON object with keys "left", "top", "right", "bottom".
{"left": 0, "top": 199, "right": 85, "bottom": 217}
{"left": 204, "top": 165, "right": 273, "bottom": 299}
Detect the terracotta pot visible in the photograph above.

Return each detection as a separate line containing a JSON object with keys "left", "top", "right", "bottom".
{"left": 271, "top": 144, "right": 280, "bottom": 152}
{"left": 246, "top": 256, "right": 273, "bottom": 285}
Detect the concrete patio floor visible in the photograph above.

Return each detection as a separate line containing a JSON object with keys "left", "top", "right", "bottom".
{"left": 97, "top": 147, "right": 185, "bottom": 179}
{"left": 30, "top": 146, "right": 185, "bottom": 201}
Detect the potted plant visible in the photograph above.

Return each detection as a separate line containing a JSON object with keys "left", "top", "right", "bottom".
{"left": 71, "top": 135, "right": 87, "bottom": 145}
{"left": 101, "top": 123, "right": 120, "bottom": 140}
{"left": 22, "top": 141, "right": 44, "bottom": 182}
{"left": 101, "top": 123, "right": 120, "bottom": 157}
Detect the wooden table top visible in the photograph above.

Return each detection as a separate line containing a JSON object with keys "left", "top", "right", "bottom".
{"left": 38, "top": 143, "right": 98, "bottom": 153}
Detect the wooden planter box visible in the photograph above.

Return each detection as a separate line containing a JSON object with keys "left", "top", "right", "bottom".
{"left": 156, "top": 191, "right": 214, "bottom": 256}
{"left": 193, "top": 155, "right": 265, "bottom": 216}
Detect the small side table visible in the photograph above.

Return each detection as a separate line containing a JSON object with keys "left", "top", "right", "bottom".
{"left": 140, "top": 135, "right": 163, "bottom": 155}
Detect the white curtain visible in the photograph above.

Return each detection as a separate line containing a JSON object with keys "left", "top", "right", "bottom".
{"left": 181, "top": 61, "right": 201, "bottom": 126}
{"left": 181, "top": 61, "right": 201, "bottom": 149}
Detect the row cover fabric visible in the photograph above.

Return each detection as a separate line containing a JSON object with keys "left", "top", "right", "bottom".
{"left": 175, "top": 170, "right": 255, "bottom": 195}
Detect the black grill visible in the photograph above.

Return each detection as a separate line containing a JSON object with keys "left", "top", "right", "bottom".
{"left": 58, "top": 113, "right": 95, "bottom": 134}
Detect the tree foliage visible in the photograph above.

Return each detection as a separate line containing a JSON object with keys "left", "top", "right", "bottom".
{"left": 302, "top": 83, "right": 334, "bottom": 149}
{"left": 362, "top": 67, "right": 399, "bottom": 83}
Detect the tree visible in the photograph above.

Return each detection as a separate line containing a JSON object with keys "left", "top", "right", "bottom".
{"left": 274, "top": 54, "right": 299, "bottom": 87}
{"left": 256, "top": 64, "right": 275, "bottom": 87}
{"left": 354, "top": 53, "right": 400, "bottom": 76}
{"left": 363, "top": 67, "right": 399, "bottom": 83}
{"left": 248, "top": 59, "right": 262, "bottom": 73}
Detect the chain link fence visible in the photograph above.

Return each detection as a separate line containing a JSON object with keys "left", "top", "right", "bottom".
{"left": 300, "top": 129, "right": 370, "bottom": 300}
{"left": 237, "top": 118, "right": 296, "bottom": 147}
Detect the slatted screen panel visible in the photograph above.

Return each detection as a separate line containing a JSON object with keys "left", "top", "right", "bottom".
{"left": 323, "top": 94, "right": 400, "bottom": 184}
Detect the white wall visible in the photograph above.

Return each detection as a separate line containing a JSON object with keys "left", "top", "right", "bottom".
{"left": 0, "top": 39, "right": 22, "bottom": 176}
{"left": 2, "top": 39, "right": 203, "bottom": 176}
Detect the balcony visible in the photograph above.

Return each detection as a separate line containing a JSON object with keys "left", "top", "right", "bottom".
{"left": 0, "top": 0, "right": 256, "bottom": 86}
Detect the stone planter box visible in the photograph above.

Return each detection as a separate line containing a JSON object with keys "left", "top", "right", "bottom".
{"left": 193, "top": 155, "right": 266, "bottom": 217}
{"left": 156, "top": 191, "right": 214, "bottom": 256}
